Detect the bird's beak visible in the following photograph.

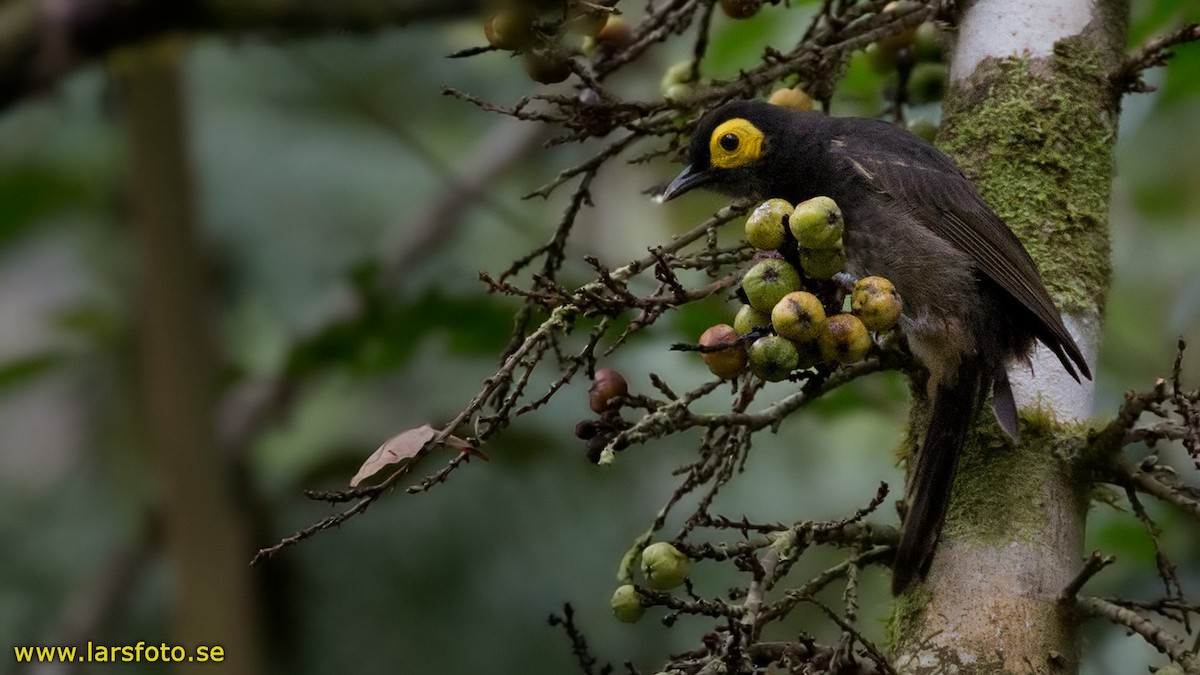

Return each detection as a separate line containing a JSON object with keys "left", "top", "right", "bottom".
{"left": 659, "top": 164, "right": 712, "bottom": 202}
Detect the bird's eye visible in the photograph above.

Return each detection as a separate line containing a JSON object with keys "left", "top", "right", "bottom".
{"left": 708, "top": 118, "right": 764, "bottom": 169}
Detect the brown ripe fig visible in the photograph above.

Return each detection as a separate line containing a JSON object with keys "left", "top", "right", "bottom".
{"left": 719, "top": 0, "right": 761, "bottom": 19}
{"left": 771, "top": 291, "right": 827, "bottom": 342}
{"left": 876, "top": 1, "right": 917, "bottom": 51}
{"left": 767, "top": 87, "right": 814, "bottom": 112}
{"left": 819, "top": 313, "right": 872, "bottom": 364}
{"left": 523, "top": 49, "right": 573, "bottom": 84}
{"left": 584, "top": 15, "right": 634, "bottom": 53}
{"left": 851, "top": 276, "right": 903, "bottom": 331}
{"left": 699, "top": 324, "right": 747, "bottom": 380}
{"left": 589, "top": 368, "right": 628, "bottom": 413}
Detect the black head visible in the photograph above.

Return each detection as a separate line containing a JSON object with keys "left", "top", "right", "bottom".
{"left": 661, "top": 100, "right": 820, "bottom": 203}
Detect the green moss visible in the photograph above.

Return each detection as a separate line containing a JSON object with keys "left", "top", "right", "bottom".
{"left": 889, "top": 27, "right": 1117, "bottom": 675}
{"left": 885, "top": 585, "right": 931, "bottom": 654}
{"left": 938, "top": 37, "right": 1115, "bottom": 316}
{"left": 944, "top": 413, "right": 1069, "bottom": 543}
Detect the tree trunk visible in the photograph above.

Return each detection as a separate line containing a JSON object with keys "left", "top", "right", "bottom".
{"left": 116, "top": 37, "right": 262, "bottom": 674}
{"left": 891, "top": 0, "right": 1125, "bottom": 672}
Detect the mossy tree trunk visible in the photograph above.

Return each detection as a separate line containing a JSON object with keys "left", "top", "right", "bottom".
{"left": 891, "top": 1, "right": 1125, "bottom": 672}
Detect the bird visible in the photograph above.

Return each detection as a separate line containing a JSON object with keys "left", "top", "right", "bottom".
{"left": 659, "top": 99, "right": 1091, "bottom": 593}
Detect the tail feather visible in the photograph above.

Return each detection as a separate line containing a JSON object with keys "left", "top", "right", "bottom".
{"left": 892, "top": 364, "right": 988, "bottom": 594}
{"left": 991, "top": 369, "right": 1019, "bottom": 442}
{"left": 1038, "top": 324, "right": 1091, "bottom": 382}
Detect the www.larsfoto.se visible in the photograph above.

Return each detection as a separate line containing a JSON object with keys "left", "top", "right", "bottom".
{"left": 13, "top": 642, "right": 225, "bottom": 664}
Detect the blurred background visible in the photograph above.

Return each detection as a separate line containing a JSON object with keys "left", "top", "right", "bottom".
{"left": 2, "top": 1, "right": 1199, "bottom": 674}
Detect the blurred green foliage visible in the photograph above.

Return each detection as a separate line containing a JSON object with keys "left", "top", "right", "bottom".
{"left": 0, "top": 2, "right": 1199, "bottom": 674}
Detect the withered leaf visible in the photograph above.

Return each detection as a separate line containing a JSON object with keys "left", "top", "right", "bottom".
{"left": 350, "top": 424, "right": 483, "bottom": 487}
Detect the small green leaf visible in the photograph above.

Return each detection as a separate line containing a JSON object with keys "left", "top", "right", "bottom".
{"left": 0, "top": 353, "right": 64, "bottom": 393}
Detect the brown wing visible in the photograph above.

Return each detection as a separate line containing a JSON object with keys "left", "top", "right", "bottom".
{"left": 829, "top": 127, "right": 1090, "bottom": 381}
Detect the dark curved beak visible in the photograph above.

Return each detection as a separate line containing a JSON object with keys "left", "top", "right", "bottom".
{"left": 659, "top": 164, "right": 713, "bottom": 202}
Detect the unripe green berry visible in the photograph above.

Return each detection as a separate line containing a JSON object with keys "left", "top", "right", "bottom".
{"left": 819, "top": 313, "right": 872, "bottom": 364}
{"left": 641, "top": 542, "right": 691, "bottom": 589}
{"left": 733, "top": 304, "right": 771, "bottom": 335}
{"left": 745, "top": 199, "right": 792, "bottom": 251}
{"left": 913, "top": 21, "right": 942, "bottom": 63}
{"left": 876, "top": 2, "right": 916, "bottom": 51}
{"left": 771, "top": 291, "right": 827, "bottom": 342}
{"left": 610, "top": 584, "right": 646, "bottom": 623}
{"left": 908, "top": 62, "right": 948, "bottom": 104}
{"left": 748, "top": 335, "right": 800, "bottom": 382}
{"left": 906, "top": 118, "right": 938, "bottom": 143}
{"left": 742, "top": 258, "right": 803, "bottom": 312}
{"left": 485, "top": 7, "right": 538, "bottom": 50}
{"left": 660, "top": 61, "right": 696, "bottom": 98}
{"left": 698, "top": 324, "right": 747, "bottom": 380}
{"left": 565, "top": 5, "right": 608, "bottom": 36}
{"left": 851, "top": 276, "right": 903, "bottom": 331}
{"left": 663, "top": 83, "right": 694, "bottom": 101}
{"left": 790, "top": 196, "right": 843, "bottom": 249}
{"left": 798, "top": 247, "right": 846, "bottom": 280}
{"left": 864, "top": 42, "right": 899, "bottom": 75}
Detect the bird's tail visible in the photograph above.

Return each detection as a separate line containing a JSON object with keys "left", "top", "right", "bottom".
{"left": 892, "top": 361, "right": 989, "bottom": 594}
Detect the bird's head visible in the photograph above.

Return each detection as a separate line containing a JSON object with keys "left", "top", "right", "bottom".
{"left": 660, "top": 100, "right": 819, "bottom": 203}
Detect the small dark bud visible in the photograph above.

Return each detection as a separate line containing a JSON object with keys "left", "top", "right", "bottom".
{"left": 585, "top": 434, "right": 608, "bottom": 463}
{"left": 574, "top": 419, "right": 600, "bottom": 440}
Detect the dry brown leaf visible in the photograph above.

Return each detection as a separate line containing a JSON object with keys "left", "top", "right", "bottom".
{"left": 349, "top": 424, "right": 483, "bottom": 487}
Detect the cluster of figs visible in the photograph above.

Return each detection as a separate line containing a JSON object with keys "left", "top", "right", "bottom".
{"left": 696, "top": 196, "right": 903, "bottom": 382}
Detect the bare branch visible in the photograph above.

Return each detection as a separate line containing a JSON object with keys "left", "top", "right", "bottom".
{"left": 1116, "top": 23, "right": 1200, "bottom": 93}
{"left": 1077, "top": 597, "right": 1200, "bottom": 672}
{"left": 1111, "top": 457, "right": 1200, "bottom": 524}
{"left": 1060, "top": 550, "right": 1114, "bottom": 601}
{"left": 0, "top": 0, "right": 480, "bottom": 114}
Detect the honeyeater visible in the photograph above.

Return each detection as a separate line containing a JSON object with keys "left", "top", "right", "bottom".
{"left": 660, "top": 100, "right": 1091, "bottom": 593}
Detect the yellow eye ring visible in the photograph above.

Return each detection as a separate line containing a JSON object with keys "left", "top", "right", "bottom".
{"left": 709, "top": 118, "right": 765, "bottom": 169}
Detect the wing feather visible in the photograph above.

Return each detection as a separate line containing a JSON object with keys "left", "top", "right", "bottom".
{"left": 829, "top": 125, "right": 1090, "bottom": 380}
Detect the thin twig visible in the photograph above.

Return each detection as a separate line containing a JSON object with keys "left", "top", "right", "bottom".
{"left": 1077, "top": 596, "right": 1200, "bottom": 671}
